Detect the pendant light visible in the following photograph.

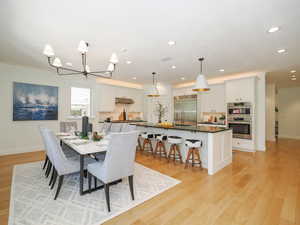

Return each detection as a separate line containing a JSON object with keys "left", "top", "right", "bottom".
{"left": 147, "top": 72, "right": 160, "bottom": 97}
{"left": 192, "top": 57, "right": 210, "bottom": 92}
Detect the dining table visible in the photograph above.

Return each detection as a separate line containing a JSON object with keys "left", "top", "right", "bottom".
{"left": 56, "top": 133, "right": 108, "bottom": 195}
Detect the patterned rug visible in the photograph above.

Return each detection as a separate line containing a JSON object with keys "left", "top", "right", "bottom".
{"left": 9, "top": 162, "right": 180, "bottom": 225}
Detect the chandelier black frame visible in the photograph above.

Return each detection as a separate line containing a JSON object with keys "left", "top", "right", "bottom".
{"left": 44, "top": 42, "right": 117, "bottom": 78}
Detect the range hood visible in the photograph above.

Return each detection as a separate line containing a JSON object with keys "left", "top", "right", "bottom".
{"left": 115, "top": 97, "right": 134, "bottom": 104}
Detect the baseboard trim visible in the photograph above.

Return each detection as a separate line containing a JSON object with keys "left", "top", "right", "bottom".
{"left": 278, "top": 135, "right": 300, "bottom": 140}
{"left": 0, "top": 145, "right": 44, "bottom": 156}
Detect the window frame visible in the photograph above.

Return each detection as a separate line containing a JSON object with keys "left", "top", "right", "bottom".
{"left": 70, "top": 86, "right": 91, "bottom": 118}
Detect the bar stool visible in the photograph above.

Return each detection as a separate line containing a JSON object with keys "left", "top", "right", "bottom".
{"left": 141, "top": 132, "right": 154, "bottom": 155}
{"left": 167, "top": 136, "right": 183, "bottom": 163}
{"left": 184, "top": 139, "right": 202, "bottom": 169}
{"left": 153, "top": 134, "right": 168, "bottom": 159}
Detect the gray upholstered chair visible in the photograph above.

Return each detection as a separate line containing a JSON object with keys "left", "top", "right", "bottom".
{"left": 121, "top": 124, "right": 136, "bottom": 132}
{"left": 40, "top": 127, "right": 82, "bottom": 200}
{"left": 60, "top": 121, "right": 78, "bottom": 133}
{"left": 39, "top": 127, "right": 54, "bottom": 178}
{"left": 59, "top": 121, "right": 79, "bottom": 158}
{"left": 109, "top": 123, "right": 122, "bottom": 133}
{"left": 101, "top": 122, "right": 112, "bottom": 133}
{"left": 87, "top": 130, "right": 139, "bottom": 212}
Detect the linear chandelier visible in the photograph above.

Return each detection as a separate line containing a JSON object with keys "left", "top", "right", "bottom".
{"left": 43, "top": 40, "right": 118, "bottom": 78}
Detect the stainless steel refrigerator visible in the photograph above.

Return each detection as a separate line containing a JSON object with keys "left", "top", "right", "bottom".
{"left": 174, "top": 95, "right": 197, "bottom": 126}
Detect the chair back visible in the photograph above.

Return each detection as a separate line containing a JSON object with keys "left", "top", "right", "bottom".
{"left": 41, "top": 127, "right": 74, "bottom": 175}
{"left": 110, "top": 123, "right": 122, "bottom": 133}
{"left": 60, "top": 121, "right": 77, "bottom": 133}
{"left": 102, "top": 122, "right": 112, "bottom": 133}
{"left": 102, "top": 131, "right": 139, "bottom": 183}
{"left": 39, "top": 126, "right": 54, "bottom": 162}
{"left": 121, "top": 124, "right": 136, "bottom": 132}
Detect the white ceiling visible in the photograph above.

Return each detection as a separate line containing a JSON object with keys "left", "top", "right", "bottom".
{"left": 0, "top": 0, "right": 300, "bottom": 85}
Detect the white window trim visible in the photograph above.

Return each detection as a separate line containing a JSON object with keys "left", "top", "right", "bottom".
{"left": 70, "top": 86, "right": 92, "bottom": 118}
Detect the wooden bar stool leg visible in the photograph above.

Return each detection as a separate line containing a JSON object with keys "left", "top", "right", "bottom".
{"left": 168, "top": 144, "right": 173, "bottom": 162}
{"left": 176, "top": 144, "right": 183, "bottom": 163}
{"left": 195, "top": 148, "right": 202, "bottom": 169}
{"left": 138, "top": 138, "right": 142, "bottom": 151}
{"left": 142, "top": 139, "right": 147, "bottom": 152}
{"left": 192, "top": 148, "right": 195, "bottom": 167}
{"left": 185, "top": 148, "right": 192, "bottom": 168}
{"left": 153, "top": 141, "right": 159, "bottom": 158}
{"left": 162, "top": 143, "right": 167, "bottom": 159}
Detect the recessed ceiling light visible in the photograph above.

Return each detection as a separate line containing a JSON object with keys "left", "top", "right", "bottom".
{"left": 291, "top": 70, "right": 296, "bottom": 73}
{"left": 171, "top": 65, "right": 176, "bottom": 69}
{"left": 181, "top": 77, "right": 185, "bottom": 80}
{"left": 219, "top": 69, "right": 225, "bottom": 72}
{"left": 65, "top": 62, "right": 72, "bottom": 66}
{"left": 132, "top": 77, "right": 137, "bottom": 80}
{"left": 126, "top": 60, "right": 132, "bottom": 64}
{"left": 277, "top": 49, "right": 286, "bottom": 53}
{"left": 168, "top": 40, "right": 176, "bottom": 46}
{"left": 268, "top": 26, "right": 280, "bottom": 33}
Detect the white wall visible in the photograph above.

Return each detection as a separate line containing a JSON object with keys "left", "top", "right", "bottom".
{"left": 278, "top": 87, "right": 300, "bottom": 139}
{"left": 255, "top": 73, "right": 266, "bottom": 151}
{"left": 0, "top": 62, "right": 143, "bottom": 155}
{"left": 266, "top": 83, "right": 276, "bottom": 141}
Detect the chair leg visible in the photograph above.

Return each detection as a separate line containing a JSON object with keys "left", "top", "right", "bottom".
{"left": 42, "top": 155, "right": 49, "bottom": 170}
{"left": 49, "top": 167, "right": 56, "bottom": 186}
{"left": 94, "top": 177, "right": 97, "bottom": 189}
{"left": 45, "top": 162, "right": 52, "bottom": 177}
{"left": 50, "top": 170, "right": 57, "bottom": 190}
{"left": 104, "top": 184, "right": 111, "bottom": 212}
{"left": 54, "top": 175, "right": 64, "bottom": 200}
{"left": 128, "top": 175, "right": 134, "bottom": 200}
{"left": 88, "top": 172, "right": 92, "bottom": 193}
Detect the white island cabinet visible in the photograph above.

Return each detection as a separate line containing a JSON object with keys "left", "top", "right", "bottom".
{"left": 134, "top": 124, "right": 232, "bottom": 175}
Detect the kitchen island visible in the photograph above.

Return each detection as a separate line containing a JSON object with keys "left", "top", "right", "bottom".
{"left": 132, "top": 123, "right": 232, "bottom": 175}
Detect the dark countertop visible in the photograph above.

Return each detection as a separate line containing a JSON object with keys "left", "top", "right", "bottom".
{"left": 132, "top": 123, "right": 231, "bottom": 133}
{"left": 99, "top": 120, "right": 147, "bottom": 123}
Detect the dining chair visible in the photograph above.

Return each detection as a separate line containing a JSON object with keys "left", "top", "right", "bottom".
{"left": 101, "top": 122, "right": 112, "bottom": 133}
{"left": 109, "top": 123, "right": 122, "bottom": 133}
{"left": 60, "top": 121, "right": 78, "bottom": 133}
{"left": 42, "top": 127, "right": 82, "bottom": 200}
{"left": 39, "top": 126, "right": 55, "bottom": 178}
{"left": 87, "top": 130, "right": 139, "bottom": 212}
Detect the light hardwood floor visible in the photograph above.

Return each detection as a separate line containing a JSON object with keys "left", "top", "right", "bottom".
{"left": 0, "top": 138, "right": 300, "bottom": 225}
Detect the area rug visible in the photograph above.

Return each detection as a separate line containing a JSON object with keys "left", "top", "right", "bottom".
{"left": 9, "top": 162, "right": 180, "bottom": 225}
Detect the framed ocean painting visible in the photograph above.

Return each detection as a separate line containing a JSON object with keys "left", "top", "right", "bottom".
{"left": 13, "top": 82, "right": 58, "bottom": 121}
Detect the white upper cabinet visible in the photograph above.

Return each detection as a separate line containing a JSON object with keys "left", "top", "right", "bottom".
{"left": 225, "top": 77, "right": 256, "bottom": 103}
{"left": 199, "top": 83, "right": 226, "bottom": 113}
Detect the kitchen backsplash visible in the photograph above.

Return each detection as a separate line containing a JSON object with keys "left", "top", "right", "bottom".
{"left": 199, "top": 112, "right": 226, "bottom": 124}
{"left": 98, "top": 104, "right": 143, "bottom": 121}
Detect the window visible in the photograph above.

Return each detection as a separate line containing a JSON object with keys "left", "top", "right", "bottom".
{"left": 71, "top": 87, "right": 91, "bottom": 117}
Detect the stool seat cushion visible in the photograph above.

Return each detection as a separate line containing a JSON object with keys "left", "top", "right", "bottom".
{"left": 156, "top": 135, "right": 167, "bottom": 141}
{"left": 168, "top": 136, "right": 182, "bottom": 144}
{"left": 185, "top": 139, "right": 201, "bottom": 148}
{"left": 141, "top": 133, "right": 154, "bottom": 139}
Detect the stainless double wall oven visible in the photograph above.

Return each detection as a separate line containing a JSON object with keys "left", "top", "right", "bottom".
{"left": 227, "top": 102, "right": 252, "bottom": 139}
